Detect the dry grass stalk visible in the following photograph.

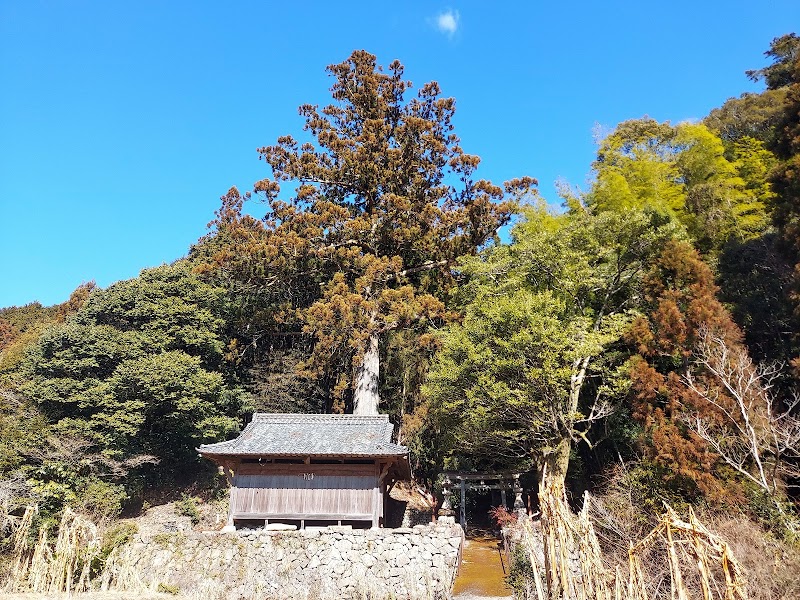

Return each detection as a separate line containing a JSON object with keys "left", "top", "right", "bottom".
{"left": 627, "top": 507, "right": 748, "bottom": 600}
{"left": 577, "top": 496, "right": 612, "bottom": 600}
{"left": 6, "top": 505, "right": 37, "bottom": 584}
{"left": 519, "top": 478, "right": 748, "bottom": 600}
{"left": 5, "top": 506, "right": 103, "bottom": 595}
{"left": 25, "top": 526, "right": 52, "bottom": 592}
{"left": 10, "top": 506, "right": 37, "bottom": 556}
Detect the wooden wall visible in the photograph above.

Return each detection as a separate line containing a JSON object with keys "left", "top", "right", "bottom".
{"left": 230, "top": 462, "right": 382, "bottom": 526}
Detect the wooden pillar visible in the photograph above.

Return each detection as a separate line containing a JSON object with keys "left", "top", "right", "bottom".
{"left": 500, "top": 488, "right": 507, "bottom": 508}
{"left": 222, "top": 463, "right": 237, "bottom": 532}
{"left": 460, "top": 478, "right": 466, "bottom": 531}
{"left": 372, "top": 460, "right": 380, "bottom": 528}
{"left": 382, "top": 481, "right": 387, "bottom": 527}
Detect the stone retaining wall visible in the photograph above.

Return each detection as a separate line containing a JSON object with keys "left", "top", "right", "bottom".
{"left": 104, "top": 520, "right": 464, "bottom": 600}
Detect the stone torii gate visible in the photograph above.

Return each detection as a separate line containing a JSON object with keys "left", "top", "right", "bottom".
{"left": 438, "top": 472, "right": 525, "bottom": 531}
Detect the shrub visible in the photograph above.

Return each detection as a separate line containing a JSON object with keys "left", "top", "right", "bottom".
{"left": 488, "top": 504, "right": 517, "bottom": 528}
{"left": 76, "top": 479, "right": 127, "bottom": 523}
{"left": 744, "top": 483, "right": 800, "bottom": 545}
{"left": 506, "top": 544, "right": 534, "bottom": 597}
{"left": 101, "top": 521, "right": 138, "bottom": 554}
{"left": 175, "top": 494, "right": 201, "bottom": 524}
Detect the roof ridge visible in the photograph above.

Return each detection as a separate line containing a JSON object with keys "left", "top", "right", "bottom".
{"left": 251, "top": 413, "right": 390, "bottom": 421}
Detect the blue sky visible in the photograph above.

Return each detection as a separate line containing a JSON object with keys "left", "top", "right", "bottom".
{"left": 1, "top": 1, "right": 798, "bottom": 307}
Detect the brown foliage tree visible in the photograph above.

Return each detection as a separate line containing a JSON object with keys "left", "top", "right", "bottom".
{"left": 0, "top": 318, "right": 17, "bottom": 351}
{"left": 628, "top": 240, "right": 745, "bottom": 501}
{"left": 54, "top": 281, "right": 96, "bottom": 322}
{"left": 200, "top": 51, "right": 523, "bottom": 414}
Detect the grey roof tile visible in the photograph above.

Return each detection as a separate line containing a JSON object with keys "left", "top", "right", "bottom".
{"left": 198, "top": 413, "right": 408, "bottom": 457}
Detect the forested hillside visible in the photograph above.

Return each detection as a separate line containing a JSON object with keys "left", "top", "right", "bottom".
{"left": 2, "top": 35, "right": 800, "bottom": 564}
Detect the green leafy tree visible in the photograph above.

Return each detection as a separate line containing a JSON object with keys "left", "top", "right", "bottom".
{"left": 0, "top": 390, "right": 46, "bottom": 474}
{"left": 746, "top": 33, "right": 800, "bottom": 90}
{"left": 425, "top": 205, "right": 680, "bottom": 487}
{"left": 676, "top": 123, "right": 768, "bottom": 249}
{"left": 1, "top": 283, "right": 95, "bottom": 388}
{"left": 766, "top": 39, "right": 800, "bottom": 253}
{"left": 200, "top": 50, "right": 522, "bottom": 415}
{"left": 704, "top": 89, "right": 788, "bottom": 148}
{"left": 703, "top": 37, "right": 795, "bottom": 368}
{"left": 19, "top": 262, "right": 249, "bottom": 470}
{"left": 587, "top": 119, "right": 684, "bottom": 215}
{"left": 731, "top": 136, "right": 778, "bottom": 205}
{"left": 718, "top": 233, "right": 795, "bottom": 364}
{"left": 0, "top": 302, "right": 59, "bottom": 334}
{"left": 0, "top": 389, "right": 131, "bottom": 522}
{"left": 587, "top": 119, "right": 769, "bottom": 252}
{"left": 743, "top": 34, "right": 800, "bottom": 373}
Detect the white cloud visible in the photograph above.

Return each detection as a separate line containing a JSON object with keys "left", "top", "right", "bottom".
{"left": 435, "top": 10, "right": 459, "bottom": 38}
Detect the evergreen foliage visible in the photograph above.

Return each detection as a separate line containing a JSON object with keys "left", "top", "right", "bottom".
{"left": 1, "top": 262, "right": 249, "bottom": 520}
{"left": 425, "top": 204, "right": 681, "bottom": 486}
{"left": 197, "top": 50, "right": 523, "bottom": 414}
{"left": 2, "top": 38, "right": 800, "bottom": 540}
{"left": 20, "top": 262, "right": 248, "bottom": 464}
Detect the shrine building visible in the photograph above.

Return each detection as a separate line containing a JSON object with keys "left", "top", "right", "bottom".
{"left": 198, "top": 413, "right": 410, "bottom": 530}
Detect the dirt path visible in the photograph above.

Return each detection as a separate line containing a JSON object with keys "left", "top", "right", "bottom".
{"left": 452, "top": 535, "right": 513, "bottom": 599}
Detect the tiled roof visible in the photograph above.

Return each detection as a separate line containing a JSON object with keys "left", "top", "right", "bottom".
{"left": 198, "top": 413, "right": 408, "bottom": 457}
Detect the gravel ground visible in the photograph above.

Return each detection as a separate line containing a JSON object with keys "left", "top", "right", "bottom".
{"left": 5, "top": 591, "right": 511, "bottom": 600}
{"left": 4, "top": 594, "right": 183, "bottom": 599}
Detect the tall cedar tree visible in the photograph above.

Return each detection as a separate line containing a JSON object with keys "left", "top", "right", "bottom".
{"left": 765, "top": 36, "right": 800, "bottom": 277}
{"left": 628, "top": 240, "right": 746, "bottom": 501}
{"left": 741, "top": 33, "right": 800, "bottom": 374}
{"left": 203, "top": 51, "right": 523, "bottom": 414}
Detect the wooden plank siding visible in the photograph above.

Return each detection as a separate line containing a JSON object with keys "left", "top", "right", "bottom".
{"left": 230, "top": 462, "right": 382, "bottom": 526}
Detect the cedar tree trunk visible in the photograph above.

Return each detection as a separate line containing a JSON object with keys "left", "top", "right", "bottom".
{"left": 353, "top": 332, "right": 380, "bottom": 415}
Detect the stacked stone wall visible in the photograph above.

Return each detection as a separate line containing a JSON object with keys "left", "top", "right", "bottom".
{"left": 104, "top": 521, "right": 463, "bottom": 600}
